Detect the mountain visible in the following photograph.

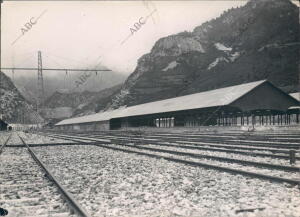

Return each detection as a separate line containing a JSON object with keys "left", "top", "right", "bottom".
{"left": 44, "top": 90, "right": 99, "bottom": 109}
{"left": 0, "top": 71, "right": 44, "bottom": 124}
{"left": 43, "top": 84, "right": 122, "bottom": 117}
{"left": 12, "top": 70, "right": 126, "bottom": 102}
{"left": 108, "top": 0, "right": 299, "bottom": 109}
{"left": 72, "top": 84, "right": 122, "bottom": 116}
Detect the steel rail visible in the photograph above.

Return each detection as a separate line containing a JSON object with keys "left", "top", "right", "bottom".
{"left": 6, "top": 142, "right": 78, "bottom": 147}
{"left": 144, "top": 137, "right": 300, "bottom": 149}
{"left": 41, "top": 133, "right": 300, "bottom": 185}
{"left": 18, "top": 135, "right": 92, "bottom": 217}
{"left": 47, "top": 133, "right": 300, "bottom": 161}
{"left": 67, "top": 132, "right": 295, "bottom": 153}
{"left": 67, "top": 130, "right": 300, "bottom": 141}
{"left": 94, "top": 144, "right": 300, "bottom": 185}
{"left": 130, "top": 131, "right": 300, "bottom": 142}
{"left": 80, "top": 134, "right": 294, "bottom": 154}
{"left": 50, "top": 134, "right": 299, "bottom": 172}
{"left": 61, "top": 131, "right": 300, "bottom": 149}
{"left": 0, "top": 134, "right": 12, "bottom": 155}
{"left": 111, "top": 143, "right": 300, "bottom": 172}
{"left": 47, "top": 131, "right": 297, "bottom": 150}
{"left": 142, "top": 131, "right": 300, "bottom": 137}
{"left": 52, "top": 130, "right": 300, "bottom": 140}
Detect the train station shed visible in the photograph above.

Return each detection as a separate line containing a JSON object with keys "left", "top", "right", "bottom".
{"left": 55, "top": 80, "right": 299, "bottom": 131}
{"left": 0, "top": 118, "right": 8, "bottom": 131}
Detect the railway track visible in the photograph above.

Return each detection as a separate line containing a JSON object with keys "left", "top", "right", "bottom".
{"left": 46, "top": 130, "right": 299, "bottom": 149}
{"left": 41, "top": 132, "right": 300, "bottom": 185}
{"left": 48, "top": 133, "right": 300, "bottom": 167}
{"left": 56, "top": 130, "right": 300, "bottom": 145}
{"left": 0, "top": 134, "right": 91, "bottom": 217}
{"left": 81, "top": 134, "right": 297, "bottom": 154}
{"left": 62, "top": 131, "right": 300, "bottom": 149}
{"left": 46, "top": 133, "right": 300, "bottom": 161}
{"left": 0, "top": 134, "right": 11, "bottom": 154}
{"left": 75, "top": 129, "right": 300, "bottom": 138}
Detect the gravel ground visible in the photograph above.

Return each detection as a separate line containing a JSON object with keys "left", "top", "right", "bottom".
{"left": 170, "top": 141, "right": 293, "bottom": 153}
{"left": 107, "top": 144, "right": 300, "bottom": 180}
{"left": 33, "top": 145, "right": 300, "bottom": 217}
{"left": 1, "top": 132, "right": 75, "bottom": 146}
{"left": 96, "top": 136, "right": 292, "bottom": 154}
{"left": 21, "top": 132, "right": 75, "bottom": 145}
{"left": 0, "top": 146, "right": 74, "bottom": 217}
{"left": 151, "top": 134, "right": 237, "bottom": 139}
{"left": 70, "top": 134, "right": 296, "bottom": 153}
{"left": 0, "top": 132, "right": 10, "bottom": 145}
{"left": 144, "top": 144, "right": 293, "bottom": 166}
{"left": 229, "top": 139, "right": 300, "bottom": 145}
{"left": 141, "top": 134, "right": 300, "bottom": 146}
{"left": 5, "top": 133, "right": 23, "bottom": 146}
{"left": 44, "top": 133, "right": 299, "bottom": 167}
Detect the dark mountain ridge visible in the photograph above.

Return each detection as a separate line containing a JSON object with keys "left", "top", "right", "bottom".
{"left": 43, "top": 84, "right": 122, "bottom": 117}
{"left": 10, "top": 70, "right": 126, "bottom": 103}
{"left": 0, "top": 71, "right": 44, "bottom": 123}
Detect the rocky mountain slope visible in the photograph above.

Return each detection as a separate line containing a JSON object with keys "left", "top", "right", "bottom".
{"left": 12, "top": 70, "right": 126, "bottom": 102}
{"left": 108, "top": 0, "right": 299, "bottom": 109}
{"left": 72, "top": 84, "right": 122, "bottom": 116}
{"left": 0, "top": 71, "right": 44, "bottom": 123}
{"left": 44, "top": 90, "right": 98, "bottom": 109}
{"left": 43, "top": 84, "right": 122, "bottom": 117}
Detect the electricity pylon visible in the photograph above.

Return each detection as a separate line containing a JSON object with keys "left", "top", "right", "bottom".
{"left": 37, "top": 51, "right": 44, "bottom": 112}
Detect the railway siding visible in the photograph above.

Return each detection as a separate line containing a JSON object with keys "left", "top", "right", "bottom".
{"left": 42, "top": 133, "right": 300, "bottom": 184}
{"left": 32, "top": 144, "right": 300, "bottom": 217}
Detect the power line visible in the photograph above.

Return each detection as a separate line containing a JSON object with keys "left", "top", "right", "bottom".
{"left": 0, "top": 67, "right": 111, "bottom": 72}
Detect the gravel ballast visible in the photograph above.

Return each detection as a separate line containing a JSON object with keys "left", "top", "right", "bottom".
{"left": 0, "top": 146, "right": 73, "bottom": 217}
{"left": 33, "top": 145, "right": 300, "bottom": 217}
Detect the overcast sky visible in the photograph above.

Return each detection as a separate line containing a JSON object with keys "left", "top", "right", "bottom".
{"left": 1, "top": 0, "right": 283, "bottom": 77}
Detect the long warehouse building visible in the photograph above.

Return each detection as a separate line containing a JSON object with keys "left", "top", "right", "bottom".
{"left": 55, "top": 80, "right": 300, "bottom": 131}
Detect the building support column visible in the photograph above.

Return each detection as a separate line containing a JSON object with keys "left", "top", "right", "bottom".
{"left": 241, "top": 114, "right": 243, "bottom": 126}
{"left": 270, "top": 114, "right": 273, "bottom": 125}
{"left": 284, "top": 114, "right": 287, "bottom": 125}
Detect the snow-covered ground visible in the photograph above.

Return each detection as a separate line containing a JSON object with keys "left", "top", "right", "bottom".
{"left": 162, "top": 61, "right": 178, "bottom": 71}
{"left": 207, "top": 57, "right": 229, "bottom": 70}
{"left": 215, "top": 43, "right": 232, "bottom": 51}
{"left": 32, "top": 145, "right": 300, "bottom": 217}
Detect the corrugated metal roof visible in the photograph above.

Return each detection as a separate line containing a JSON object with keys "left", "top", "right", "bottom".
{"left": 56, "top": 109, "right": 123, "bottom": 126}
{"left": 290, "top": 92, "right": 300, "bottom": 101}
{"left": 56, "top": 80, "right": 266, "bottom": 126}
{"left": 113, "top": 80, "right": 266, "bottom": 118}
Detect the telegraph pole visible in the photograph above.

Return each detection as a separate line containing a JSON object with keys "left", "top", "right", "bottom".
{"left": 37, "top": 51, "right": 44, "bottom": 112}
